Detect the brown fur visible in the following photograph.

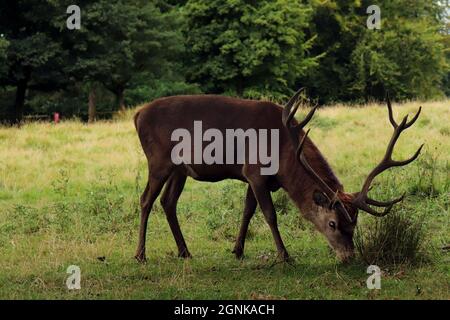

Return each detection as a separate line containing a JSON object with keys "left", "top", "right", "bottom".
{"left": 133, "top": 95, "right": 354, "bottom": 263}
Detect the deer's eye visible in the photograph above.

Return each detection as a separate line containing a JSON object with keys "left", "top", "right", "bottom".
{"left": 328, "top": 221, "right": 336, "bottom": 230}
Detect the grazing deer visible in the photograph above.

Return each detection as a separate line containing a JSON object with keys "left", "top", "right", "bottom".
{"left": 133, "top": 89, "right": 422, "bottom": 263}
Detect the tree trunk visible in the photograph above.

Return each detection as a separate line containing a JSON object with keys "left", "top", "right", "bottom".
{"left": 116, "top": 88, "right": 125, "bottom": 112}
{"left": 9, "top": 77, "right": 29, "bottom": 125}
{"left": 88, "top": 87, "right": 96, "bottom": 123}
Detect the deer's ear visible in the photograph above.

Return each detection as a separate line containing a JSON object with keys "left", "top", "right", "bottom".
{"left": 313, "top": 191, "right": 329, "bottom": 207}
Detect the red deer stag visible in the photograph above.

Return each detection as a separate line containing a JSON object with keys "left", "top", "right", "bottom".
{"left": 133, "top": 89, "right": 422, "bottom": 263}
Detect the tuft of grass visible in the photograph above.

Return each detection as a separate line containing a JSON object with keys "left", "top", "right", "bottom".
{"left": 355, "top": 206, "right": 427, "bottom": 267}
{"left": 408, "top": 151, "right": 448, "bottom": 197}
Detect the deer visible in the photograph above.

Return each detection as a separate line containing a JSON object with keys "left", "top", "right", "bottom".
{"left": 133, "top": 88, "right": 423, "bottom": 263}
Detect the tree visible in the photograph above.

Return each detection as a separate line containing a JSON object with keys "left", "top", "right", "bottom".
{"left": 184, "top": 0, "right": 319, "bottom": 99}
{"left": 0, "top": 37, "right": 8, "bottom": 77}
{"left": 301, "top": 0, "right": 362, "bottom": 103}
{"left": 67, "top": 0, "right": 185, "bottom": 111}
{"left": 443, "top": 18, "right": 450, "bottom": 97}
{"left": 0, "top": 0, "right": 69, "bottom": 124}
{"left": 303, "top": 0, "right": 448, "bottom": 103}
{"left": 350, "top": 0, "right": 449, "bottom": 101}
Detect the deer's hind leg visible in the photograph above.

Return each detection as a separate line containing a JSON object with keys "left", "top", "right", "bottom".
{"left": 135, "top": 165, "right": 171, "bottom": 263}
{"left": 233, "top": 185, "right": 257, "bottom": 259}
{"left": 160, "top": 171, "right": 190, "bottom": 258}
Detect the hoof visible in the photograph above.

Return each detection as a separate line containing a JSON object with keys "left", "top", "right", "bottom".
{"left": 278, "top": 251, "right": 291, "bottom": 263}
{"left": 232, "top": 247, "right": 244, "bottom": 260}
{"left": 178, "top": 250, "right": 192, "bottom": 259}
{"left": 135, "top": 254, "right": 147, "bottom": 264}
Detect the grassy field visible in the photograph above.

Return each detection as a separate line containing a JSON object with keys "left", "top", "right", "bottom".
{"left": 0, "top": 100, "right": 448, "bottom": 299}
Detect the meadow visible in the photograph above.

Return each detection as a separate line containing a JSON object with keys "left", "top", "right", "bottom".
{"left": 0, "top": 100, "right": 448, "bottom": 299}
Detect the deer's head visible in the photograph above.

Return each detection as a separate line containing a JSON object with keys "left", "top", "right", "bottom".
{"left": 282, "top": 89, "right": 423, "bottom": 262}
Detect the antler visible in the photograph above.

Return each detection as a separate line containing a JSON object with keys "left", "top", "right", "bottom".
{"left": 351, "top": 94, "right": 423, "bottom": 216}
{"left": 282, "top": 89, "right": 353, "bottom": 222}
{"left": 282, "top": 88, "right": 320, "bottom": 159}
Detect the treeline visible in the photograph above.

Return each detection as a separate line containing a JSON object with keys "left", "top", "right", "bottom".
{"left": 0, "top": 0, "right": 448, "bottom": 124}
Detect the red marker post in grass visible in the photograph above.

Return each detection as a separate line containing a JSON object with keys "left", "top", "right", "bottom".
{"left": 54, "top": 112, "right": 60, "bottom": 124}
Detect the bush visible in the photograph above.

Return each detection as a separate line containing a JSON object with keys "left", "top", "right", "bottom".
{"left": 354, "top": 206, "right": 427, "bottom": 266}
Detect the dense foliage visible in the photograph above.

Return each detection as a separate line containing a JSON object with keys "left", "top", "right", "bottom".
{"left": 0, "top": 0, "right": 448, "bottom": 123}
{"left": 183, "top": 0, "right": 319, "bottom": 99}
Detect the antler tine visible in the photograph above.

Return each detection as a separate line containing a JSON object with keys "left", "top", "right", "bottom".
{"left": 404, "top": 106, "right": 422, "bottom": 129}
{"left": 295, "top": 129, "right": 310, "bottom": 160}
{"left": 354, "top": 200, "right": 394, "bottom": 217}
{"left": 282, "top": 88, "right": 317, "bottom": 149}
{"left": 297, "top": 105, "right": 318, "bottom": 129}
{"left": 386, "top": 92, "right": 398, "bottom": 129}
{"left": 282, "top": 88, "right": 305, "bottom": 126}
{"left": 390, "top": 144, "right": 424, "bottom": 167}
{"left": 285, "top": 93, "right": 319, "bottom": 130}
{"left": 366, "top": 194, "right": 404, "bottom": 207}
{"left": 386, "top": 92, "right": 422, "bottom": 130}
{"left": 286, "top": 98, "right": 302, "bottom": 127}
{"left": 353, "top": 95, "right": 423, "bottom": 217}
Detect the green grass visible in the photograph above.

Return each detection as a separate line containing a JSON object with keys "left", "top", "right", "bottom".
{"left": 0, "top": 100, "right": 449, "bottom": 299}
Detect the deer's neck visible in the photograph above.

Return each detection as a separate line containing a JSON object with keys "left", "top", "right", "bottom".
{"left": 278, "top": 139, "right": 343, "bottom": 214}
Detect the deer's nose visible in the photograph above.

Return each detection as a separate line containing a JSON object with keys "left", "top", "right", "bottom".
{"left": 337, "top": 249, "right": 355, "bottom": 264}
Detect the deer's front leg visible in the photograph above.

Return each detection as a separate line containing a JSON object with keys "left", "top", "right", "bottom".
{"left": 233, "top": 185, "right": 257, "bottom": 259}
{"left": 248, "top": 180, "right": 289, "bottom": 261}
